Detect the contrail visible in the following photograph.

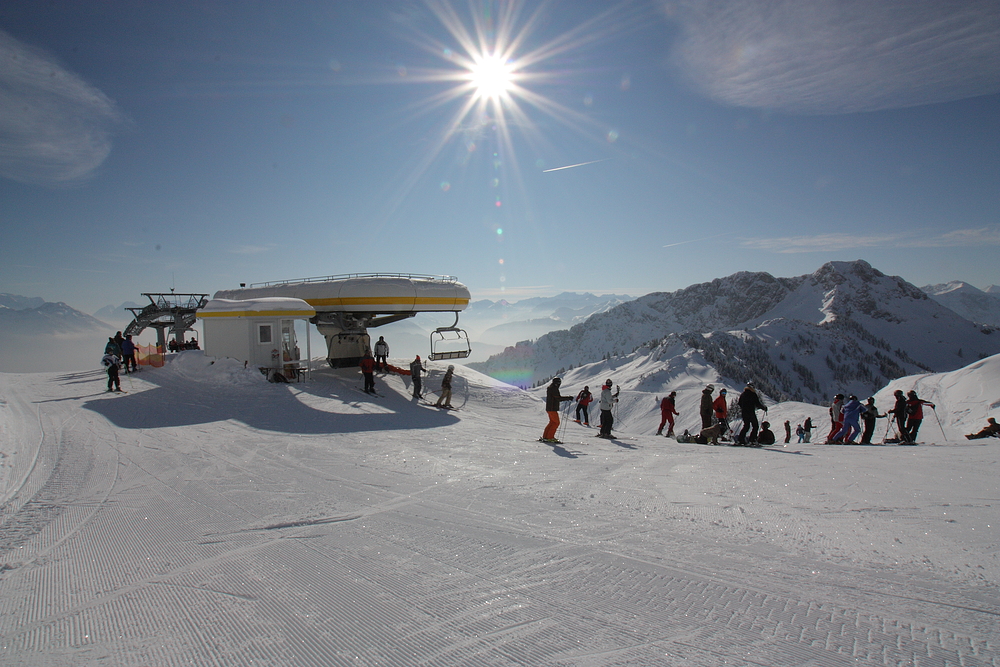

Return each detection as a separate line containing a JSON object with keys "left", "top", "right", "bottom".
{"left": 663, "top": 233, "right": 726, "bottom": 248}
{"left": 542, "top": 159, "right": 608, "bottom": 173}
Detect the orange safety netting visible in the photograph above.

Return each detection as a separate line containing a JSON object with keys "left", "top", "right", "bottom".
{"left": 136, "top": 344, "right": 165, "bottom": 368}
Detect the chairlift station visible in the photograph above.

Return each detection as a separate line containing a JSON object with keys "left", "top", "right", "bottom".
{"left": 201, "top": 273, "right": 472, "bottom": 370}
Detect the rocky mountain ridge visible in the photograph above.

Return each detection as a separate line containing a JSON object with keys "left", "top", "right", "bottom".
{"left": 471, "top": 260, "right": 1000, "bottom": 404}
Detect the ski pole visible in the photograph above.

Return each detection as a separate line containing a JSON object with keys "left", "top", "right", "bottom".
{"left": 880, "top": 418, "right": 893, "bottom": 444}
{"left": 558, "top": 401, "right": 571, "bottom": 441}
{"left": 930, "top": 406, "right": 947, "bottom": 442}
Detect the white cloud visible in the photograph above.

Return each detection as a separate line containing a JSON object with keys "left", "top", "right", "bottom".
{"left": 229, "top": 245, "right": 274, "bottom": 255}
{"left": 665, "top": 0, "right": 1000, "bottom": 114}
{"left": 741, "top": 227, "right": 1000, "bottom": 253}
{"left": 0, "top": 30, "right": 126, "bottom": 185}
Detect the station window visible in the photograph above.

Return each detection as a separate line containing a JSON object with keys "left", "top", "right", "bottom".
{"left": 258, "top": 324, "right": 272, "bottom": 344}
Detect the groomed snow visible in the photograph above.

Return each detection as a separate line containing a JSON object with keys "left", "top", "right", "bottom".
{"left": 0, "top": 353, "right": 997, "bottom": 666}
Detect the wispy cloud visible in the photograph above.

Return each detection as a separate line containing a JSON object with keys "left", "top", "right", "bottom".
{"left": 0, "top": 30, "right": 127, "bottom": 186}
{"left": 665, "top": 0, "right": 1000, "bottom": 114}
{"left": 741, "top": 227, "right": 1000, "bottom": 253}
{"left": 229, "top": 245, "right": 274, "bottom": 255}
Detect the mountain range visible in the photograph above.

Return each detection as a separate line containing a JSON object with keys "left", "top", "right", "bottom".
{"left": 470, "top": 260, "right": 1000, "bottom": 404}
{"left": 921, "top": 281, "right": 1000, "bottom": 326}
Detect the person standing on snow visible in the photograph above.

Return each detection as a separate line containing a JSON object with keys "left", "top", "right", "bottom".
{"left": 803, "top": 417, "right": 813, "bottom": 442}
{"left": 598, "top": 379, "right": 618, "bottom": 439}
{"left": 832, "top": 395, "right": 864, "bottom": 444}
{"left": 434, "top": 365, "right": 455, "bottom": 408}
{"left": 737, "top": 381, "right": 767, "bottom": 446}
{"left": 359, "top": 349, "right": 377, "bottom": 394}
{"left": 712, "top": 388, "right": 729, "bottom": 437}
{"left": 540, "top": 377, "right": 573, "bottom": 443}
{"left": 887, "top": 390, "right": 909, "bottom": 442}
{"left": 105, "top": 336, "right": 122, "bottom": 359}
{"left": 904, "top": 390, "right": 935, "bottom": 443}
{"left": 373, "top": 336, "right": 389, "bottom": 372}
{"left": 860, "top": 397, "right": 883, "bottom": 444}
{"left": 700, "top": 385, "right": 715, "bottom": 429}
{"left": 409, "top": 355, "right": 426, "bottom": 398}
{"left": 656, "top": 391, "right": 678, "bottom": 436}
{"left": 783, "top": 420, "right": 791, "bottom": 444}
{"left": 827, "top": 394, "right": 845, "bottom": 443}
{"left": 574, "top": 386, "right": 593, "bottom": 426}
{"left": 102, "top": 352, "right": 122, "bottom": 392}
{"left": 121, "top": 334, "right": 137, "bottom": 373}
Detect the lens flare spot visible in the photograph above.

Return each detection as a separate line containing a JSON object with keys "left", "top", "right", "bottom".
{"left": 584, "top": 93, "right": 594, "bottom": 107}
{"left": 495, "top": 200, "right": 502, "bottom": 207}
{"left": 607, "top": 129, "right": 619, "bottom": 143}
{"left": 396, "top": 65, "right": 408, "bottom": 77}
{"left": 440, "top": 181, "right": 451, "bottom": 192}
{"left": 496, "top": 228, "right": 503, "bottom": 235}
{"left": 498, "top": 258, "right": 504, "bottom": 264}
{"left": 491, "top": 178, "right": 499, "bottom": 187}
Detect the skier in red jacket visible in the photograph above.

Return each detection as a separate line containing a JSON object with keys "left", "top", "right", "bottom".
{"left": 657, "top": 391, "right": 678, "bottom": 436}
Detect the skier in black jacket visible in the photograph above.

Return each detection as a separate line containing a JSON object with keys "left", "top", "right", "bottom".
{"left": 737, "top": 381, "right": 767, "bottom": 446}
{"left": 541, "top": 378, "right": 573, "bottom": 443}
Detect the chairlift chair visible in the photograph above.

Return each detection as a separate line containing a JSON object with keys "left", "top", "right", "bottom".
{"left": 429, "top": 313, "right": 471, "bottom": 361}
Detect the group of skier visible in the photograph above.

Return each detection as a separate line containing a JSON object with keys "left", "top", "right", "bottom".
{"left": 540, "top": 376, "right": 998, "bottom": 447}
{"left": 540, "top": 377, "right": 618, "bottom": 444}
{"left": 359, "top": 338, "right": 455, "bottom": 409}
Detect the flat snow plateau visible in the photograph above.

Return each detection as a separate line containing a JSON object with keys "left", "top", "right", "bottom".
{"left": 0, "top": 353, "right": 997, "bottom": 666}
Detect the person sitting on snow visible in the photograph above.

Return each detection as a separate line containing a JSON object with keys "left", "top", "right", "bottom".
{"left": 966, "top": 417, "right": 1000, "bottom": 440}
{"left": 757, "top": 421, "right": 776, "bottom": 446}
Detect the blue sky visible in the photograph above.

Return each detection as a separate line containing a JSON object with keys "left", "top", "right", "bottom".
{"left": 2, "top": 0, "right": 999, "bottom": 313}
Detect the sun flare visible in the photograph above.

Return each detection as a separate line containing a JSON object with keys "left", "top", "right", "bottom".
{"left": 468, "top": 54, "right": 515, "bottom": 101}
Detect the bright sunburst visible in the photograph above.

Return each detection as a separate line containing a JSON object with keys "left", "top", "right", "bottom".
{"left": 468, "top": 53, "right": 515, "bottom": 101}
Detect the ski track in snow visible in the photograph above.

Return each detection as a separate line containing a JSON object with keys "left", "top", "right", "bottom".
{"left": 0, "top": 358, "right": 997, "bottom": 666}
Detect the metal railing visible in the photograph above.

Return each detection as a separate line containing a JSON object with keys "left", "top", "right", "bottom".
{"left": 247, "top": 273, "right": 459, "bottom": 288}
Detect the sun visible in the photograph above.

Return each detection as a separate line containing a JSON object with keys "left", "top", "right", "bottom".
{"left": 468, "top": 53, "right": 515, "bottom": 101}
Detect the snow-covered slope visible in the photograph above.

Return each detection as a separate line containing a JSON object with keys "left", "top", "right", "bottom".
{"left": 473, "top": 260, "right": 1000, "bottom": 403}
{"left": 0, "top": 354, "right": 997, "bottom": 665}
{"left": 922, "top": 280, "right": 1000, "bottom": 326}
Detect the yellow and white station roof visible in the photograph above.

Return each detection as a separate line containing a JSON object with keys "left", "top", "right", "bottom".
{"left": 212, "top": 275, "right": 470, "bottom": 315}
{"left": 197, "top": 297, "right": 316, "bottom": 319}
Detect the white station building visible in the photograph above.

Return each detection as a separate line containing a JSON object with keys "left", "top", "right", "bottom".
{"left": 196, "top": 297, "right": 315, "bottom": 378}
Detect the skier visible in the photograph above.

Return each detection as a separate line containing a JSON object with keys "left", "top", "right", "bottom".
{"left": 102, "top": 352, "right": 122, "bottom": 392}
{"left": 373, "top": 336, "right": 389, "bottom": 372}
{"left": 904, "top": 390, "right": 935, "bottom": 443}
{"left": 736, "top": 381, "right": 767, "bottom": 446}
{"left": 783, "top": 420, "right": 791, "bottom": 444}
{"left": 757, "top": 421, "right": 776, "bottom": 445}
{"left": 796, "top": 424, "right": 805, "bottom": 443}
{"left": 656, "top": 391, "right": 678, "bottom": 436}
{"left": 803, "top": 417, "right": 813, "bottom": 443}
{"left": 574, "top": 386, "right": 593, "bottom": 425}
{"left": 859, "top": 397, "right": 882, "bottom": 444}
{"left": 887, "top": 390, "right": 909, "bottom": 442}
{"left": 597, "top": 379, "right": 618, "bottom": 439}
{"left": 540, "top": 378, "right": 573, "bottom": 443}
{"left": 359, "top": 349, "right": 376, "bottom": 394}
{"left": 700, "top": 385, "right": 715, "bottom": 429}
{"left": 113, "top": 331, "right": 125, "bottom": 360}
{"left": 121, "top": 334, "right": 137, "bottom": 373}
{"left": 827, "top": 394, "right": 845, "bottom": 443}
{"left": 966, "top": 417, "right": 1000, "bottom": 440}
{"left": 712, "top": 388, "right": 729, "bottom": 438}
{"left": 832, "top": 395, "right": 864, "bottom": 444}
{"left": 434, "top": 365, "right": 455, "bottom": 408}
{"left": 104, "top": 336, "right": 121, "bottom": 359}
{"left": 409, "top": 355, "right": 426, "bottom": 398}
